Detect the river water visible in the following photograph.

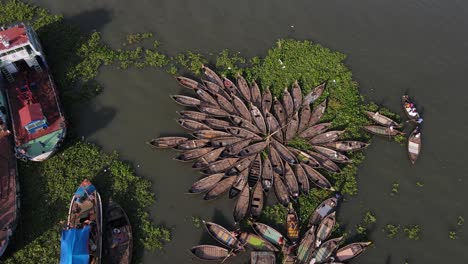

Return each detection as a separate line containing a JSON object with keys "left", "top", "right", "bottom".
{"left": 31, "top": 0, "right": 468, "bottom": 263}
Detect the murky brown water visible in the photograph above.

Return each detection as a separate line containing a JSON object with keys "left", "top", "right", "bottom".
{"left": 30, "top": 0, "right": 468, "bottom": 263}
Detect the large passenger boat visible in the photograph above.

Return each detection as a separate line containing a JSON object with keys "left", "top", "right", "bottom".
{"left": 0, "top": 23, "right": 66, "bottom": 161}
{"left": 0, "top": 88, "right": 19, "bottom": 257}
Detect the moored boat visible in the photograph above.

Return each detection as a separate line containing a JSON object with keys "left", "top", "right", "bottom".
{"left": 204, "top": 118, "right": 231, "bottom": 130}
{"left": 294, "top": 164, "right": 310, "bottom": 194}
{"left": 364, "top": 111, "right": 400, "bottom": 127}
{"left": 190, "top": 245, "right": 232, "bottom": 262}
{"left": 148, "top": 137, "right": 187, "bottom": 148}
{"left": 273, "top": 172, "right": 290, "bottom": 207}
{"left": 177, "top": 118, "right": 211, "bottom": 131}
{"left": 250, "top": 103, "right": 267, "bottom": 134}
{"left": 261, "top": 156, "right": 274, "bottom": 192}
{"left": 308, "top": 196, "right": 339, "bottom": 227}
{"left": 177, "top": 110, "right": 208, "bottom": 122}
{"left": 232, "top": 94, "right": 252, "bottom": 121}
{"left": 250, "top": 81, "right": 262, "bottom": 108}
{"left": 104, "top": 202, "right": 132, "bottom": 264}
{"left": 307, "top": 151, "right": 341, "bottom": 173}
{"left": 202, "top": 221, "right": 244, "bottom": 251}
{"left": 229, "top": 169, "right": 249, "bottom": 198}
{"left": 299, "top": 122, "right": 331, "bottom": 139}
{"left": 250, "top": 251, "right": 276, "bottom": 264}
{"left": 202, "top": 65, "right": 224, "bottom": 88}
{"left": 265, "top": 112, "right": 283, "bottom": 142}
{"left": 310, "top": 236, "right": 342, "bottom": 263}
{"left": 321, "top": 141, "right": 369, "bottom": 152}
{"left": 238, "top": 232, "right": 278, "bottom": 252}
{"left": 171, "top": 95, "right": 201, "bottom": 107}
{"left": 286, "top": 203, "right": 300, "bottom": 242}
{"left": 176, "top": 139, "right": 210, "bottom": 150}
{"left": 362, "top": 125, "right": 402, "bottom": 136}
{"left": 283, "top": 162, "right": 299, "bottom": 199}
{"left": 261, "top": 89, "right": 273, "bottom": 115}
{"left": 233, "top": 185, "right": 250, "bottom": 222}
{"left": 193, "top": 130, "right": 231, "bottom": 139}
{"left": 291, "top": 80, "right": 303, "bottom": 112}
{"left": 204, "top": 176, "right": 237, "bottom": 200}
{"left": 308, "top": 99, "right": 327, "bottom": 126}
{"left": 302, "top": 163, "right": 334, "bottom": 190}
{"left": 202, "top": 158, "right": 239, "bottom": 174}
{"left": 335, "top": 241, "right": 372, "bottom": 262}
{"left": 272, "top": 97, "right": 287, "bottom": 127}
{"left": 189, "top": 174, "right": 224, "bottom": 193}
{"left": 271, "top": 139, "right": 297, "bottom": 164}
{"left": 230, "top": 116, "right": 261, "bottom": 133}
{"left": 174, "top": 147, "right": 214, "bottom": 161}
{"left": 312, "top": 145, "right": 352, "bottom": 163}
{"left": 316, "top": 212, "right": 336, "bottom": 246}
{"left": 402, "top": 95, "right": 420, "bottom": 120}
{"left": 248, "top": 154, "right": 262, "bottom": 187}
{"left": 309, "top": 130, "right": 345, "bottom": 145}
{"left": 303, "top": 82, "right": 326, "bottom": 105}
{"left": 192, "top": 147, "right": 225, "bottom": 169}
{"left": 175, "top": 76, "right": 201, "bottom": 90}
{"left": 236, "top": 74, "right": 252, "bottom": 102}
{"left": 285, "top": 112, "right": 299, "bottom": 141}
{"left": 0, "top": 23, "right": 66, "bottom": 161}
{"left": 226, "top": 126, "right": 262, "bottom": 140}
{"left": 210, "top": 136, "right": 243, "bottom": 147}
{"left": 238, "top": 141, "right": 268, "bottom": 157}
{"left": 251, "top": 222, "right": 286, "bottom": 247}
{"left": 296, "top": 226, "right": 316, "bottom": 264}
{"left": 251, "top": 183, "right": 264, "bottom": 218}
{"left": 226, "top": 155, "right": 256, "bottom": 176}
{"left": 282, "top": 88, "right": 294, "bottom": 118}
{"left": 408, "top": 126, "right": 421, "bottom": 164}
{"left": 61, "top": 179, "right": 102, "bottom": 264}
{"left": 298, "top": 104, "right": 311, "bottom": 133}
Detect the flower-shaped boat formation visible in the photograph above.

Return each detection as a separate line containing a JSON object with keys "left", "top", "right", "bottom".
{"left": 191, "top": 197, "right": 371, "bottom": 263}
{"left": 150, "top": 66, "right": 369, "bottom": 222}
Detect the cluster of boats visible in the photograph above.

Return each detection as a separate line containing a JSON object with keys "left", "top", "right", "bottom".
{"left": 151, "top": 66, "right": 370, "bottom": 222}
{"left": 0, "top": 23, "right": 67, "bottom": 257}
{"left": 60, "top": 179, "right": 133, "bottom": 264}
{"left": 191, "top": 196, "right": 371, "bottom": 263}
{"left": 363, "top": 95, "right": 422, "bottom": 164}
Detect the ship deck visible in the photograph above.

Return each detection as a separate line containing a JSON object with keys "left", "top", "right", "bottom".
{"left": 0, "top": 136, "right": 18, "bottom": 243}
{"left": 5, "top": 66, "right": 65, "bottom": 157}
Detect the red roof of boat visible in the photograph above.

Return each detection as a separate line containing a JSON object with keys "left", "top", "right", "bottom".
{"left": 0, "top": 24, "right": 29, "bottom": 51}
{"left": 18, "top": 103, "right": 43, "bottom": 127}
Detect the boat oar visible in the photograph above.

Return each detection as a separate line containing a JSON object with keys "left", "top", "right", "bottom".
{"left": 221, "top": 249, "right": 236, "bottom": 263}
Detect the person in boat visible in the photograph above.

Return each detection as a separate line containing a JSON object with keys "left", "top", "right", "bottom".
{"left": 416, "top": 117, "right": 423, "bottom": 124}
{"left": 389, "top": 125, "right": 394, "bottom": 131}
{"left": 409, "top": 108, "right": 418, "bottom": 117}
{"left": 414, "top": 126, "right": 421, "bottom": 138}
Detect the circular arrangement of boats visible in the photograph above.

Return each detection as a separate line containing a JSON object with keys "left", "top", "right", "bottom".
{"left": 150, "top": 66, "right": 370, "bottom": 223}
{"left": 191, "top": 197, "right": 371, "bottom": 263}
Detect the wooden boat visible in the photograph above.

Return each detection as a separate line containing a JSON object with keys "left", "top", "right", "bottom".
{"left": 271, "top": 139, "right": 297, "bottom": 164}
{"left": 229, "top": 169, "right": 249, "bottom": 198}
{"left": 307, "top": 151, "right": 341, "bottom": 173}
{"left": 262, "top": 89, "right": 273, "bottom": 115}
{"left": 230, "top": 115, "right": 261, "bottom": 134}
{"left": 195, "top": 88, "right": 218, "bottom": 106}
{"left": 294, "top": 164, "right": 310, "bottom": 194}
{"left": 273, "top": 173, "right": 290, "bottom": 206}
{"left": 301, "top": 164, "right": 334, "bottom": 190}
{"left": 251, "top": 222, "right": 286, "bottom": 247}
{"left": 0, "top": 126, "right": 18, "bottom": 258}
{"left": 189, "top": 174, "right": 224, "bottom": 193}
{"left": 321, "top": 141, "right": 369, "bottom": 152}
{"left": 312, "top": 145, "right": 352, "bottom": 163}
{"left": 148, "top": 137, "right": 187, "bottom": 148}
{"left": 204, "top": 118, "right": 231, "bottom": 130}
{"left": 170, "top": 95, "right": 201, "bottom": 107}
{"left": 250, "top": 81, "right": 262, "bottom": 108}
{"left": 177, "top": 110, "right": 208, "bottom": 122}
{"left": 226, "top": 127, "right": 262, "bottom": 140}
{"left": 202, "top": 65, "right": 224, "bottom": 87}
{"left": 202, "top": 221, "right": 244, "bottom": 251}
{"left": 199, "top": 106, "right": 230, "bottom": 117}
{"left": 311, "top": 236, "right": 342, "bottom": 263}
{"left": 174, "top": 147, "right": 214, "bottom": 161}
{"left": 309, "top": 131, "right": 345, "bottom": 144}
{"left": 210, "top": 137, "right": 244, "bottom": 147}
{"left": 291, "top": 81, "right": 303, "bottom": 112}
{"left": 335, "top": 241, "right": 372, "bottom": 262}
{"left": 272, "top": 97, "right": 287, "bottom": 127}
{"left": 308, "top": 99, "right": 327, "bottom": 126}
{"left": 299, "top": 122, "right": 332, "bottom": 139}
{"left": 362, "top": 125, "right": 402, "bottom": 136}
{"left": 193, "top": 130, "right": 231, "bottom": 139}
{"left": 261, "top": 156, "right": 274, "bottom": 192}
{"left": 221, "top": 77, "right": 240, "bottom": 97}
{"left": 289, "top": 148, "right": 321, "bottom": 168}
{"left": 204, "top": 176, "right": 237, "bottom": 200}
{"left": 408, "top": 127, "right": 421, "bottom": 164}
{"left": 298, "top": 104, "right": 311, "bottom": 133}
{"left": 104, "top": 202, "right": 132, "bottom": 264}
{"left": 250, "top": 251, "right": 276, "bottom": 264}
{"left": 250, "top": 104, "right": 267, "bottom": 134}
{"left": 285, "top": 112, "right": 299, "bottom": 141}
{"left": 238, "top": 232, "right": 278, "bottom": 252}
{"left": 316, "top": 212, "right": 336, "bottom": 245}
{"left": 248, "top": 154, "right": 262, "bottom": 187}
{"left": 286, "top": 204, "right": 300, "bottom": 242}
{"left": 202, "top": 80, "right": 232, "bottom": 100}
{"left": 282, "top": 245, "right": 297, "bottom": 264}
{"left": 303, "top": 82, "right": 326, "bottom": 105}
{"left": 265, "top": 112, "right": 284, "bottom": 142}
{"left": 226, "top": 156, "right": 256, "bottom": 176}
{"left": 236, "top": 74, "right": 252, "bottom": 101}
{"left": 177, "top": 119, "right": 211, "bottom": 131}
{"left": 63, "top": 179, "right": 102, "bottom": 264}
{"left": 176, "top": 139, "right": 210, "bottom": 150}
{"left": 215, "top": 94, "right": 236, "bottom": 114}
{"left": 175, "top": 76, "right": 200, "bottom": 90}
{"left": 402, "top": 95, "right": 420, "bottom": 120}
{"left": 190, "top": 245, "right": 232, "bottom": 262}
{"left": 364, "top": 111, "right": 400, "bottom": 127}
{"left": 202, "top": 158, "right": 239, "bottom": 174}
{"left": 222, "top": 139, "right": 252, "bottom": 157}
{"left": 282, "top": 88, "right": 294, "bottom": 118}
{"left": 296, "top": 226, "right": 316, "bottom": 264}
{"left": 192, "top": 148, "right": 225, "bottom": 169}
{"left": 232, "top": 94, "right": 252, "bottom": 121}
{"left": 251, "top": 183, "right": 264, "bottom": 218}
{"left": 238, "top": 141, "right": 268, "bottom": 157}
{"left": 283, "top": 163, "right": 299, "bottom": 199}
{"left": 308, "top": 197, "right": 338, "bottom": 226}
{"left": 268, "top": 146, "right": 284, "bottom": 175}
{"left": 233, "top": 185, "right": 250, "bottom": 222}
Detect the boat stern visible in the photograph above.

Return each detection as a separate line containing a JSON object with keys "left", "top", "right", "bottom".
{"left": 16, "top": 128, "right": 65, "bottom": 161}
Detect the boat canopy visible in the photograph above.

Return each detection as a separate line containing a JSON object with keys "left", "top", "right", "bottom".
{"left": 60, "top": 225, "right": 90, "bottom": 264}
{"left": 74, "top": 180, "right": 96, "bottom": 203}
{"left": 18, "top": 103, "right": 47, "bottom": 133}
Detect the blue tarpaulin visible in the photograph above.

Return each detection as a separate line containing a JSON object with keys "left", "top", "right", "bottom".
{"left": 74, "top": 182, "right": 96, "bottom": 202}
{"left": 60, "top": 226, "right": 90, "bottom": 264}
